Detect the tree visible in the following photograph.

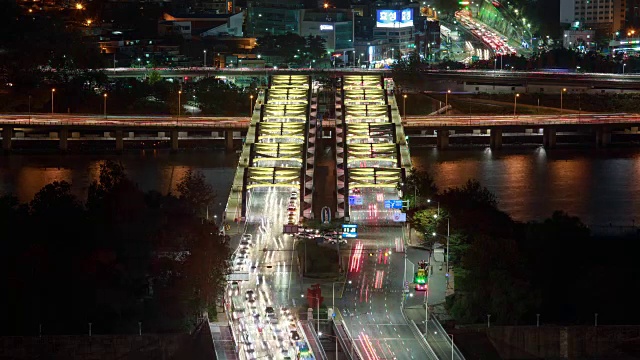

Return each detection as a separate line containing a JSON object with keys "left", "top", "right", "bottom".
{"left": 176, "top": 170, "right": 215, "bottom": 218}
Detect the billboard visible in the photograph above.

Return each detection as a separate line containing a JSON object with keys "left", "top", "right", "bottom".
{"left": 376, "top": 9, "right": 413, "bottom": 28}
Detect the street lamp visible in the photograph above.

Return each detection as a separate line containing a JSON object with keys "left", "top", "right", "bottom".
{"left": 431, "top": 217, "right": 451, "bottom": 275}
{"left": 250, "top": 94, "right": 254, "bottom": 116}
{"left": 403, "top": 94, "right": 407, "bottom": 120}
{"left": 318, "top": 331, "right": 345, "bottom": 360}
{"left": 560, "top": 88, "right": 566, "bottom": 113}
{"left": 445, "top": 90, "right": 451, "bottom": 115}
{"left": 623, "top": 63, "right": 627, "bottom": 74}
{"left": 51, "top": 88, "right": 55, "bottom": 114}
{"left": 177, "top": 90, "right": 182, "bottom": 122}
{"left": 103, "top": 93, "right": 107, "bottom": 118}
{"left": 513, "top": 93, "right": 519, "bottom": 117}
{"left": 203, "top": 50, "right": 207, "bottom": 67}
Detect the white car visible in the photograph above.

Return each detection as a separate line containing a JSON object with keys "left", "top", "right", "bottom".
{"left": 290, "top": 191, "right": 298, "bottom": 199}
{"left": 241, "top": 233, "right": 253, "bottom": 243}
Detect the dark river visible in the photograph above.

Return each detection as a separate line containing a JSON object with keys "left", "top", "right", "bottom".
{"left": 0, "top": 146, "right": 639, "bottom": 227}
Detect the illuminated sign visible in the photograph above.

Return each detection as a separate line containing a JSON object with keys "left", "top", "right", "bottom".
{"left": 320, "top": 24, "right": 334, "bottom": 31}
{"left": 376, "top": 9, "right": 413, "bottom": 28}
{"left": 342, "top": 224, "right": 358, "bottom": 238}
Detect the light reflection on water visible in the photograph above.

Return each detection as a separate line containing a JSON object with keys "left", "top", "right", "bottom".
{"left": 2, "top": 147, "right": 640, "bottom": 226}
{"left": 0, "top": 149, "right": 239, "bottom": 218}
{"left": 410, "top": 146, "right": 640, "bottom": 226}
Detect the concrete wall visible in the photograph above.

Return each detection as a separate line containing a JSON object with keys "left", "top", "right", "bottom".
{"left": 487, "top": 325, "right": 640, "bottom": 359}
{"left": 0, "top": 334, "right": 188, "bottom": 360}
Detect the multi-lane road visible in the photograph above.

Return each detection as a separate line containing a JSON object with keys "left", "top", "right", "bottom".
{"left": 3, "top": 113, "right": 640, "bottom": 130}
{"left": 227, "top": 187, "right": 311, "bottom": 360}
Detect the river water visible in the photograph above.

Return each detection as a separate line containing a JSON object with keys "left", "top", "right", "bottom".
{"left": 1, "top": 146, "right": 639, "bottom": 227}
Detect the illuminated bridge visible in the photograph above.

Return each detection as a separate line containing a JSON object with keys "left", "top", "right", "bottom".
{"left": 222, "top": 75, "right": 324, "bottom": 360}
{"left": 336, "top": 75, "right": 412, "bottom": 223}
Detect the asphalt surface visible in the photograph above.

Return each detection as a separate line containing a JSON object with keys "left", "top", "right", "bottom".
{"left": 227, "top": 187, "right": 311, "bottom": 360}
{"left": 336, "top": 227, "right": 438, "bottom": 360}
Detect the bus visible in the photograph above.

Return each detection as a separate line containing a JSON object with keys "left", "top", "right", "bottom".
{"left": 231, "top": 296, "right": 245, "bottom": 318}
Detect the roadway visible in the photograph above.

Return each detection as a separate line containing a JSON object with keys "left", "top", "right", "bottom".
{"left": 0, "top": 114, "right": 249, "bottom": 129}
{"left": 98, "top": 67, "right": 640, "bottom": 89}
{"left": 336, "top": 227, "right": 438, "bottom": 360}
{"left": 3, "top": 113, "right": 640, "bottom": 130}
{"left": 403, "top": 113, "right": 640, "bottom": 128}
{"left": 228, "top": 187, "right": 310, "bottom": 360}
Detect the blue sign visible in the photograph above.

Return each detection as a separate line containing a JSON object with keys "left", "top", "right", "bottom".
{"left": 342, "top": 224, "right": 358, "bottom": 238}
{"left": 384, "top": 200, "right": 404, "bottom": 209}
{"left": 348, "top": 195, "right": 363, "bottom": 205}
{"left": 376, "top": 9, "right": 413, "bottom": 28}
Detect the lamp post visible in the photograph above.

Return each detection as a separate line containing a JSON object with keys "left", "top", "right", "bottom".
{"left": 28, "top": 95, "right": 32, "bottom": 123}
{"left": 431, "top": 217, "right": 450, "bottom": 277}
{"left": 623, "top": 63, "right": 627, "bottom": 74}
{"left": 448, "top": 334, "right": 454, "bottom": 360}
{"left": 203, "top": 50, "right": 207, "bottom": 67}
{"left": 51, "top": 88, "right": 55, "bottom": 114}
{"left": 445, "top": 90, "right": 451, "bottom": 115}
{"left": 250, "top": 94, "right": 254, "bottom": 115}
{"left": 560, "top": 88, "right": 566, "bottom": 113}
{"left": 177, "top": 90, "right": 182, "bottom": 124}
{"left": 513, "top": 93, "right": 519, "bottom": 117}
{"left": 318, "top": 331, "right": 343, "bottom": 360}
{"left": 403, "top": 94, "right": 407, "bottom": 120}
{"left": 103, "top": 93, "right": 107, "bottom": 119}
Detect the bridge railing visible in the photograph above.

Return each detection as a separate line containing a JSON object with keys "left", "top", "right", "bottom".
{"left": 431, "top": 316, "right": 465, "bottom": 360}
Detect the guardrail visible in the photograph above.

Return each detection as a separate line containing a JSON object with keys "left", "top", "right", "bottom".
{"left": 431, "top": 316, "right": 465, "bottom": 360}
{"left": 410, "top": 320, "right": 439, "bottom": 360}
{"left": 299, "top": 320, "right": 328, "bottom": 360}
{"left": 332, "top": 319, "right": 364, "bottom": 360}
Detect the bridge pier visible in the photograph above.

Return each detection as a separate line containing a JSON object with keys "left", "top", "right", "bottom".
{"left": 2, "top": 127, "right": 12, "bottom": 153}
{"left": 59, "top": 128, "right": 69, "bottom": 152}
{"left": 436, "top": 129, "right": 449, "bottom": 149}
{"left": 115, "top": 130, "right": 124, "bottom": 152}
{"left": 170, "top": 130, "right": 179, "bottom": 152}
{"left": 596, "top": 127, "right": 611, "bottom": 147}
{"left": 489, "top": 128, "right": 502, "bottom": 149}
{"left": 543, "top": 127, "right": 557, "bottom": 148}
{"left": 224, "top": 130, "right": 234, "bottom": 151}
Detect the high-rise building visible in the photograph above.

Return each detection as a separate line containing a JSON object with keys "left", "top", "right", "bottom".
{"left": 560, "top": 0, "right": 625, "bottom": 34}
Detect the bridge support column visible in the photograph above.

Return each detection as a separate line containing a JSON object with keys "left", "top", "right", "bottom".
{"left": 436, "top": 129, "right": 449, "bottom": 149}
{"left": 59, "top": 128, "right": 69, "bottom": 152}
{"left": 489, "top": 128, "right": 502, "bottom": 149}
{"left": 115, "top": 130, "right": 124, "bottom": 152}
{"left": 543, "top": 127, "right": 557, "bottom": 148}
{"left": 2, "top": 127, "right": 12, "bottom": 153}
{"left": 596, "top": 127, "right": 611, "bottom": 147}
{"left": 170, "top": 130, "right": 179, "bottom": 152}
{"left": 225, "top": 130, "right": 234, "bottom": 151}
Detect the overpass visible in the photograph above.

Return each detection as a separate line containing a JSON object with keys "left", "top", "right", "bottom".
{"left": 2, "top": 112, "right": 640, "bottom": 151}
{"left": 99, "top": 67, "right": 640, "bottom": 90}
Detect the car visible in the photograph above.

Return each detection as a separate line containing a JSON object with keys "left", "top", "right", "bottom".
{"left": 241, "top": 233, "right": 253, "bottom": 243}
{"left": 265, "top": 306, "right": 275, "bottom": 317}
{"left": 240, "top": 239, "right": 250, "bottom": 247}
{"left": 290, "top": 191, "right": 298, "bottom": 199}
{"left": 287, "top": 206, "right": 296, "bottom": 212}
{"left": 246, "top": 290, "right": 255, "bottom": 299}
{"left": 290, "top": 330, "right": 300, "bottom": 341}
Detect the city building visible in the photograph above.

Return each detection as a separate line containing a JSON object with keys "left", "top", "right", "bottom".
{"left": 560, "top": 0, "right": 625, "bottom": 34}
{"left": 300, "top": 9, "right": 355, "bottom": 60}
{"left": 372, "top": 8, "right": 416, "bottom": 57}
{"left": 563, "top": 29, "right": 596, "bottom": 51}
{"left": 159, "top": 12, "right": 244, "bottom": 39}
{"left": 245, "top": 0, "right": 305, "bottom": 36}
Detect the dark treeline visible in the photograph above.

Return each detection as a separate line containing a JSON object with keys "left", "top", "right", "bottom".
{"left": 404, "top": 170, "right": 640, "bottom": 325}
{"left": 0, "top": 161, "right": 230, "bottom": 335}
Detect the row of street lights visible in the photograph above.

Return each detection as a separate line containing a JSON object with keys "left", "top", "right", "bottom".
{"left": 400, "top": 88, "right": 575, "bottom": 119}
